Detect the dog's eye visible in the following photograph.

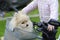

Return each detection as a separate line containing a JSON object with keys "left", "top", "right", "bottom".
{"left": 21, "top": 21, "right": 27, "bottom": 24}
{"left": 22, "top": 22, "right": 25, "bottom": 24}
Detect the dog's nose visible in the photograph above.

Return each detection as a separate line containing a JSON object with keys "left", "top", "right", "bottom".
{"left": 26, "top": 24, "right": 28, "bottom": 27}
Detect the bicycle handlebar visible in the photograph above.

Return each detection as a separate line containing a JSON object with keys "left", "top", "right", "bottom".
{"left": 48, "top": 19, "right": 60, "bottom": 26}
{"left": 33, "top": 19, "right": 60, "bottom": 33}
{"left": 33, "top": 20, "right": 59, "bottom": 38}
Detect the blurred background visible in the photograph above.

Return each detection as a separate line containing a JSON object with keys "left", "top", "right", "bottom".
{"left": 0, "top": 0, "right": 60, "bottom": 39}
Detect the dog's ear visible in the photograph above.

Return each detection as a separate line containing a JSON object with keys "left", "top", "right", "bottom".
{"left": 14, "top": 12, "right": 18, "bottom": 17}
{"left": 14, "top": 12, "right": 21, "bottom": 18}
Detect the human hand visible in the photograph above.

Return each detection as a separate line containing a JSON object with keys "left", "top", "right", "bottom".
{"left": 47, "top": 24, "right": 54, "bottom": 31}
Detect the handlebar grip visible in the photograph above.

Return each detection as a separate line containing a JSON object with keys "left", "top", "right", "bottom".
{"left": 48, "top": 19, "right": 60, "bottom": 26}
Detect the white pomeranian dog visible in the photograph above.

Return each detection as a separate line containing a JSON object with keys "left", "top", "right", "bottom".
{"left": 4, "top": 12, "right": 34, "bottom": 40}
{"left": 9, "top": 12, "right": 33, "bottom": 32}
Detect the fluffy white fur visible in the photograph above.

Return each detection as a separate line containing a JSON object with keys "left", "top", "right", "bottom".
{"left": 4, "top": 12, "right": 36, "bottom": 40}
{"left": 9, "top": 12, "right": 33, "bottom": 32}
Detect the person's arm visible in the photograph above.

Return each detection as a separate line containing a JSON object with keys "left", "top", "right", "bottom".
{"left": 49, "top": 0, "right": 59, "bottom": 21}
{"left": 47, "top": 0, "right": 59, "bottom": 31}
{"left": 21, "top": 0, "right": 38, "bottom": 14}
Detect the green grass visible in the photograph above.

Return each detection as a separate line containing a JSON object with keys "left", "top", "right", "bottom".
{"left": 4, "top": 11, "right": 14, "bottom": 17}
{"left": 0, "top": 11, "right": 14, "bottom": 37}
{"left": 56, "top": 16, "right": 60, "bottom": 38}
{"left": 30, "top": 17, "right": 40, "bottom": 22}
{"left": 0, "top": 20, "right": 6, "bottom": 37}
{"left": 28, "top": 8, "right": 39, "bottom": 15}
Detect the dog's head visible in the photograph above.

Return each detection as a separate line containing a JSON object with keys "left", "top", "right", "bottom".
{"left": 16, "top": 13, "right": 33, "bottom": 32}
{"left": 9, "top": 13, "right": 33, "bottom": 32}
